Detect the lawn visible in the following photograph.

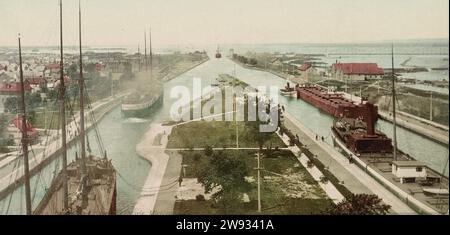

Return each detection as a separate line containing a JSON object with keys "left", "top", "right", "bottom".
{"left": 174, "top": 149, "right": 332, "bottom": 215}
{"left": 167, "top": 121, "right": 286, "bottom": 149}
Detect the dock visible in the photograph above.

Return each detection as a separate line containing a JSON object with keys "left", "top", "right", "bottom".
{"left": 378, "top": 110, "right": 449, "bottom": 146}
{"left": 282, "top": 111, "right": 417, "bottom": 215}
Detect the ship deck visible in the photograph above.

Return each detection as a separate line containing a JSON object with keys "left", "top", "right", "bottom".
{"left": 34, "top": 157, "right": 116, "bottom": 215}
{"left": 333, "top": 129, "right": 449, "bottom": 214}
{"left": 358, "top": 154, "right": 449, "bottom": 214}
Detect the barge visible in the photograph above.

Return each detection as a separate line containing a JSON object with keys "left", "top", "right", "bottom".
{"left": 296, "top": 84, "right": 376, "bottom": 119}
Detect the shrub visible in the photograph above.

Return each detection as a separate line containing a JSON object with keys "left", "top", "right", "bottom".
{"left": 196, "top": 194, "right": 206, "bottom": 201}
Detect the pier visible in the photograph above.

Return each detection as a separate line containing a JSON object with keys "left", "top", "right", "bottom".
{"left": 378, "top": 110, "right": 449, "bottom": 146}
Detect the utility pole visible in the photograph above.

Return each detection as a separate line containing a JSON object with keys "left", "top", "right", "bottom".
{"left": 430, "top": 91, "right": 433, "bottom": 121}
{"left": 391, "top": 44, "right": 398, "bottom": 161}
{"left": 359, "top": 86, "right": 362, "bottom": 103}
{"left": 256, "top": 153, "right": 262, "bottom": 213}
{"left": 345, "top": 76, "right": 348, "bottom": 93}
{"left": 234, "top": 64, "right": 239, "bottom": 149}
{"left": 111, "top": 77, "right": 114, "bottom": 97}
{"left": 377, "top": 82, "right": 380, "bottom": 95}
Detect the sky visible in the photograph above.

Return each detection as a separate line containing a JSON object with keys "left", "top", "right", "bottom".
{"left": 0, "top": 0, "right": 448, "bottom": 47}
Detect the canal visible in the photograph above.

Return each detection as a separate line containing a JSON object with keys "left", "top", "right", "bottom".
{"left": 1, "top": 53, "right": 448, "bottom": 214}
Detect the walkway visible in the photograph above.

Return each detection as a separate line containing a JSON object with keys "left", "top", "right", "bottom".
{"left": 277, "top": 132, "right": 345, "bottom": 204}
{"left": 283, "top": 111, "right": 417, "bottom": 215}
{"left": 133, "top": 123, "right": 178, "bottom": 215}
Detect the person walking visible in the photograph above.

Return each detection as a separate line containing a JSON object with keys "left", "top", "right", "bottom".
{"left": 178, "top": 176, "right": 183, "bottom": 187}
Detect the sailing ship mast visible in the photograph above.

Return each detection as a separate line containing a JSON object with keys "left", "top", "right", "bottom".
{"left": 144, "top": 30, "right": 148, "bottom": 70}
{"left": 391, "top": 44, "right": 398, "bottom": 161}
{"left": 18, "top": 34, "right": 32, "bottom": 215}
{"left": 149, "top": 27, "right": 153, "bottom": 77}
{"left": 78, "top": 0, "right": 88, "bottom": 176}
{"left": 58, "top": 0, "right": 69, "bottom": 211}
{"left": 138, "top": 43, "right": 141, "bottom": 72}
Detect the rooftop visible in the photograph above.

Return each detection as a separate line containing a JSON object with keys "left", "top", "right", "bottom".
{"left": 392, "top": 160, "right": 427, "bottom": 167}
{"left": 332, "top": 63, "right": 384, "bottom": 75}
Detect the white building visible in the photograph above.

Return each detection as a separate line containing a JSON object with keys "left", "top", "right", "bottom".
{"left": 298, "top": 63, "right": 317, "bottom": 81}
{"left": 392, "top": 161, "right": 427, "bottom": 184}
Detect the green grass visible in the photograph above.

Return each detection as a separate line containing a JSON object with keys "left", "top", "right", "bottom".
{"left": 175, "top": 149, "right": 332, "bottom": 215}
{"left": 174, "top": 198, "right": 332, "bottom": 215}
{"left": 167, "top": 121, "right": 285, "bottom": 149}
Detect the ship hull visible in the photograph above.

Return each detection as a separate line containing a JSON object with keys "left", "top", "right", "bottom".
{"left": 121, "top": 94, "right": 163, "bottom": 118}
{"left": 33, "top": 158, "right": 116, "bottom": 215}
{"left": 296, "top": 85, "right": 377, "bottom": 120}
{"left": 280, "top": 89, "right": 296, "bottom": 97}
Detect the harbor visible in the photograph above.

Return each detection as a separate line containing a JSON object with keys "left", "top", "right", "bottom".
{"left": 0, "top": 0, "right": 448, "bottom": 217}
{"left": 0, "top": 48, "right": 448, "bottom": 214}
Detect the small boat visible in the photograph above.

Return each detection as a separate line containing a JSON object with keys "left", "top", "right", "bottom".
{"left": 215, "top": 46, "right": 222, "bottom": 59}
{"left": 280, "top": 82, "right": 296, "bottom": 97}
{"left": 423, "top": 188, "right": 449, "bottom": 196}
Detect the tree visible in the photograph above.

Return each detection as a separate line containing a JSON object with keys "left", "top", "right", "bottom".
{"left": 0, "top": 114, "right": 14, "bottom": 152}
{"left": 204, "top": 145, "right": 214, "bottom": 157}
{"left": 325, "top": 194, "right": 391, "bottom": 215}
{"left": 244, "top": 97, "right": 275, "bottom": 156}
{"left": 197, "top": 151, "right": 251, "bottom": 214}
{"left": 3, "top": 96, "right": 18, "bottom": 113}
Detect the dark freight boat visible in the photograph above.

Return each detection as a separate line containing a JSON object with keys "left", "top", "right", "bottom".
{"left": 296, "top": 84, "right": 374, "bottom": 119}
{"left": 121, "top": 92, "right": 163, "bottom": 118}
{"left": 331, "top": 102, "right": 393, "bottom": 154}
{"left": 121, "top": 27, "right": 163, "bottom": 118}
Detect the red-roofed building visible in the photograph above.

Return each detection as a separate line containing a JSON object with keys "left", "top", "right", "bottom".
{"left": 25, "top": 76, "right": 46, "bottom": 92}
{"left": 7, "top": 117, "right": 39, "bottom": 145}
{"left": 331, "top": 63, "right": 385, "bottom": 81}
{"left": 298, "top": 63, "right": 312, "bottom": 72}
{"left": 0, "top": 81, "right": 32, "bottom": 95}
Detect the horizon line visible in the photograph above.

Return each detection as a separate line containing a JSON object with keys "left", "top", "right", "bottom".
{"left": 0, "top": 37, "right": 448, "bottom": 49}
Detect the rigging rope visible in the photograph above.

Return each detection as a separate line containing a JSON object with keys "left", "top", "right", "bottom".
{"left": 116, "top": 170, "right": 179, "bottom": 193}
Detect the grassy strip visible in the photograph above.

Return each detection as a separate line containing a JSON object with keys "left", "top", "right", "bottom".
{"left": 280, "top": 125, "right": 353, "bottom": 199}
{"left": 167, "top": 121, "right": 285, "bottom": 149}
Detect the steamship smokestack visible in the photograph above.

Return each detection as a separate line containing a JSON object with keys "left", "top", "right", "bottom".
{"left": 365, "top": 103, "right": 377, "bottom": 136}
